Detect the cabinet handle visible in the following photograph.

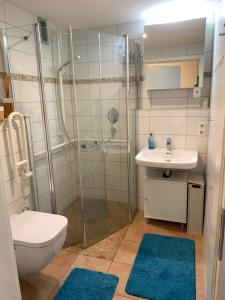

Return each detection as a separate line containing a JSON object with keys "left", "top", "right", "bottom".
{"left": 192, "top": 184, "right": 201, "bottom": 189}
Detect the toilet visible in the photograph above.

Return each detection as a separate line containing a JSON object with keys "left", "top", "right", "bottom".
{"left": 10, "top": 210, "right": 68, "bottom": 276}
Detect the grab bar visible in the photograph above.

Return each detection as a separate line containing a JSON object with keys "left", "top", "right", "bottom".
{"left": 8, "top": 112, "right": 33, "bottom": 182}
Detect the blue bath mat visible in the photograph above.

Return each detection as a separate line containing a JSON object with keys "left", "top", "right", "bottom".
{"left": 126, "top": 233, "right": 196, "bottom": 300}
{"left": 54, "top": 268, "right": 118, "bottom": 300}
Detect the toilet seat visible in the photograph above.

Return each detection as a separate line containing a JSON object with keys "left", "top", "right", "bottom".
{"left": 11, "top": 210, "right": 68, "bottom": 248}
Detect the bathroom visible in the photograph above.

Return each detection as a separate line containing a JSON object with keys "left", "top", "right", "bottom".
{"left": 0, "top": 0, "right": 225, "bottom": 299}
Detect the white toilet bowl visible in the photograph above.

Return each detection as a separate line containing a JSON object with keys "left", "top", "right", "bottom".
{"left": 10, "top": 210, "right": 68, "bottom": 276}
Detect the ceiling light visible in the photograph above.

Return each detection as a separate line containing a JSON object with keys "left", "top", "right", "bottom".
{"left": 142, "top": 33, "right": 147, "bottom": 38}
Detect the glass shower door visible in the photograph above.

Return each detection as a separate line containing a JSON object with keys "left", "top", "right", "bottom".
{"left": 35, "top": 24, "right": 83, "bottom": 247}
{"left": 73, "top": 29, "right": 109, "bottom": 245}
{"left": 71, "top": 29, "right": 130, "bottom": 246}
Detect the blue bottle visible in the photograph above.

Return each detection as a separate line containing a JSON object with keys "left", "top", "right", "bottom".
{"left": 148, "top": 133, "right": 156, "bottom": 149}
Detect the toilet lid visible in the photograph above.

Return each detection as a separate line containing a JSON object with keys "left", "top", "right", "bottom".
{"left": 10, "top": 211, "right": 68, "bottom": 248}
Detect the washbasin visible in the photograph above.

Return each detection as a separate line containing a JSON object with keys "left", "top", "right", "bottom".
{"left": 135, "top": 148, "right": 198, "bottom": 170}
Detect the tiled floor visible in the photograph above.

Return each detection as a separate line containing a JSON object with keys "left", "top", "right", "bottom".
{"left": 20, "top": 212, "right": 205, "bottom": 300}
{"left": 62, "top": 199, "right": 129, "bottom": 248}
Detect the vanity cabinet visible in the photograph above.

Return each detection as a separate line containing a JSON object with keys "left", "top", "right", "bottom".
{"left": 144, "top": 170, "right": 188, "bottom": 223}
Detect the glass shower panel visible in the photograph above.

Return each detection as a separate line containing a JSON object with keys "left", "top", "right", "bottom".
{"left": 72, "top": 29, "right": 107, "bottom": 245}
{"left": 72, "top": 29, "right": 130, "bottom": 246}
{"left": 38, "top": 26, "right": 83, "bottom": 247}
{"left": 4, "top": 24, "right": 53, "bottom": 213}
{"left": 100, "top": 33, "right": 130, "bottom": 228}
{"left": 3, "top": 23, "right": 138, "bottom": 249}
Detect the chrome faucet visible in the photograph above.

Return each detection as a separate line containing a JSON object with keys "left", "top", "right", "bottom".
{"left": 166, "top": 137, "right": 172, "bottom": 153}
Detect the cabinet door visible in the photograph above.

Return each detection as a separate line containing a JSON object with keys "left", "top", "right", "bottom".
{"left": 144, "top": 180, "right": 187, "bottom": 223}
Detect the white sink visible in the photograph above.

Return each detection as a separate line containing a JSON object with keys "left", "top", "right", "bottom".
{"left": 135, "top": 148, "right": 198, "bottom": 170}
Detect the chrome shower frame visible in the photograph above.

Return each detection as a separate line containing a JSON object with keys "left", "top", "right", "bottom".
{"left": 33, "top": 23, "right": 57, "bottom": 213}
{"left": 124, "top": 35, "right": 132, "bottom": 222}
{"left": 68, "top": 26, "right": 87, "bottom": 247}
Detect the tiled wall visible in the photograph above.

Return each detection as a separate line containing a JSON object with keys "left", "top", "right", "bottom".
{"left": 0, "top": 0, "right": 79, "bottom": 215}
{"left": 91, "top": 16, "right": 213, "bottom": 210}
{"left": 72, "top": 29, "right": 131, "bottom": 204}
{"left": 0, "top": 0, "right": 214, "bottom": 213}
{"left": 136, "top": 108, "right": 209, "bottom": 209}
{"left": 0, "top": 0, "right": 37, "bottom": 215}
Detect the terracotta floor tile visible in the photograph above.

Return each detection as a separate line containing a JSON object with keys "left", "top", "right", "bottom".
{"left": 47, "top": 286, "right": 59, "bottom": 300}
{"left": 108, "top": 261, "right": 139, "bottom": 299}
{"left": 20, "top": 211, "right": 205, "bottom": 300}
{"left": 41, "top": 251, "right": 78, "bottom": 282}
{"left": 195, "top": 238, "right": 205, "bottom": 300}
{"left": 114, "top": 240, "right": 140, "bottom": 265}
{"left": 70, "top": 254, "right": 112, "bottom": 274}
{"left": 63, "top": 226, "right": 128, "bottom": 261}
{"left": 125, "top": 212, "right": 205, "bottom": 300}
{"left": 113, "top": 295, "right": 136, "bottom": 300}
{"left": 20, "top": 273, "right": 59, "bottom": 300}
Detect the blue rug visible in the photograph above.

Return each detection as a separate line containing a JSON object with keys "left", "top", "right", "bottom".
{"left": 54, "top": 268, "right": 118, "bottom": 300}
{"left": 126, "top": 233, "right": 196, "bottom": 300}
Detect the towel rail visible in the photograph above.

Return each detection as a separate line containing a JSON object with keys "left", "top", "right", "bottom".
{"left": 8, "top": 112, "right": 33, "bottom": 182}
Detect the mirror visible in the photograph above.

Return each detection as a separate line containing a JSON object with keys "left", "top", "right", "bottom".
{"left": 144, "top": 18, "right": 206, "bottom": 91}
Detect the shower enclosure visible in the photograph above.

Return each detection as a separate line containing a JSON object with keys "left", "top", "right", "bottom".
{"left": 1, "top": 23, "right": 139, "bottom": 247}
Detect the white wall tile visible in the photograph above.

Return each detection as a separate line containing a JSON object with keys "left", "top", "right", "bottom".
{"left": 88, "top": 44, "right": 99, "bottom": 61}
{"left": 154, "top": 134, "right": 186, "bottom": 149}
{"left": 186, "top": 135, "right": 208, "bottom": 153}
{"left": 74, "top": 45, "right": 88, "bottom": 62}
{"left": 187, "top": 116, "right": 208, "bottom": 135}
{"left": 76, "top": 84, "right": 90, "bottom": 100}
{"left": 72, "top": 30, "right": 87, "bottom": 46}
{"left": 101, "top": 43, "right": 114, "bottom": 61}
{"left": 150, "top": 116, "right": 186, "bottom": 135}
{"left": 9, "top": 50, "right": 37, "bottom": 76}
{"left": 136, "top": 116, "right": 149, "bottom": 134}
{"left": 12, "top": 80, "right": 40, "bottom": 102}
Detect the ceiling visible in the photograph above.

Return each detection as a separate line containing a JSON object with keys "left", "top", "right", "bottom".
{"left": 144, "top": 18, "right": 206, "bottom": 47}
{"left": 9, "top": 0, "right": 168, "bottom": 29}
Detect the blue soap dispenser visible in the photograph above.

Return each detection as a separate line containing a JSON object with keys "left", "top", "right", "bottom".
{"left": 148, "top": 133, "right": 156, "bottom": 149}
